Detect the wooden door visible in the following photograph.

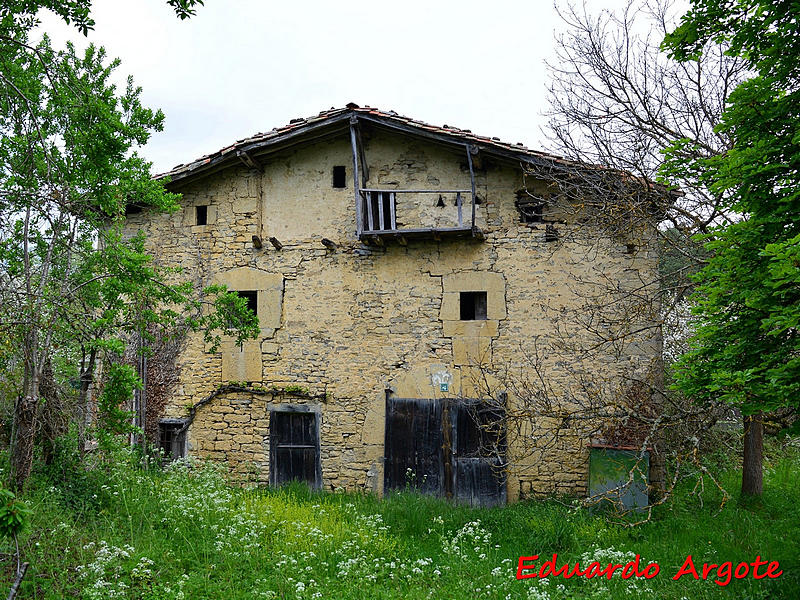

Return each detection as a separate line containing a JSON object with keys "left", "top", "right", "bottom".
{"left": 269, "top": 411, "right": 321, "bottom": 489}
{"left": 384, "top": 398, "right": 506, "bottom": 506}
{"left": 451, "top": 403, "right": 506, "bottom": 507}
{"left": 383, "top": 397, "right": 443, "bottom": 495}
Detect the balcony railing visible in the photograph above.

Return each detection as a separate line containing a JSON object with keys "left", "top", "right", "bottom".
{"left": 357, "top": 188, "right": 482, "bottom": 241}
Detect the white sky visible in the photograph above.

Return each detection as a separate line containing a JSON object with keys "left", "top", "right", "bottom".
{"left": 38, "top": 0, "right": 630, "bottom": 175}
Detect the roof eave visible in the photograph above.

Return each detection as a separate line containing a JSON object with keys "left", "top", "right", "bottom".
{"left": 156, "top": 109, "right": 564, "bottom": 188}
{"left": 157, "top": 111, "right": 353, "bottom": 186}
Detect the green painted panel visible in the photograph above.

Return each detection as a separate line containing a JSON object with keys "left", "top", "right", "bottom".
{"left": 589, "top": 448, "right": 649, "bottom": 511}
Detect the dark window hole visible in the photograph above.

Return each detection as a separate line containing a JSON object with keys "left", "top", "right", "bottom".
{"left": 196, "top": 205, "right": 208, "bottom": 225}
{"left": 332, "top": 165, "right": 347, "bottom": 188}
{"left": 460, "top": 291, "right": 488, "bottom": 320}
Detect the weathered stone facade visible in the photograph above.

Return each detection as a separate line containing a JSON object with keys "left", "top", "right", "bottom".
{"left": 125, "top": 106, "right": 662, "bottom": 503}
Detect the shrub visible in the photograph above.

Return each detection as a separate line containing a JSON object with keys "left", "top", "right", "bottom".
{"left": 0, "top": 487, "right": 31, "bottom": 540}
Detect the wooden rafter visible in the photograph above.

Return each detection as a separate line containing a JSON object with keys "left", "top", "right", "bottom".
{"left": 236, "top": 149, "right": 263, "bottom": 172}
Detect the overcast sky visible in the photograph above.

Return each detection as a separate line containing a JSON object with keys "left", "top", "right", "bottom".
{"left": 39, "top": 0, "right": 629, "bottom": 175}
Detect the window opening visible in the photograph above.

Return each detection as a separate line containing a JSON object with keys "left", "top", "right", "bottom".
{"left": 235, "top": 290, "right": 258, "bottom": 315}
{"left": 460, "top": 291, "right": 488, "bottom": 320}
{"left": 364, "top": 192, "right": 396, "bottom": 231}
{"left": 332, "top": 165, "right": 347, "bottom": 188}
{"left": 158, "top": 421, "right": 186, "bottom": 461}
{"left": 196, "top": 205, "right": 208, "bottom": 225}
{"left": 516, "top": 200, "right": 543, "bottom": 224}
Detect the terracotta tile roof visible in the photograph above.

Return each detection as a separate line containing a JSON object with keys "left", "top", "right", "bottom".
{"left": 156, "top": 103, "right": 581, "bottom": 183}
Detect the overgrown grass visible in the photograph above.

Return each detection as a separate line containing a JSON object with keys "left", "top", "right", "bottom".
{"left": 2, "top": 440, "right": 798, "bottom": 599}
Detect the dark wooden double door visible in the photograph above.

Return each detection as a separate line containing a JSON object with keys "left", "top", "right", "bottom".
{"left": 383, "top": 397, "right": 506, "bottom": 506}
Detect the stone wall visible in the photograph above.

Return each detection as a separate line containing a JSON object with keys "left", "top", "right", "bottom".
{"left": 124, "top": 127, "right": 662, "bottom": 501}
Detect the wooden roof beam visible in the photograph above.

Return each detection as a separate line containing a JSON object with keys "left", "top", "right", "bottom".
{"left": 236, "top": 150, "right": 263, "bottom": 172}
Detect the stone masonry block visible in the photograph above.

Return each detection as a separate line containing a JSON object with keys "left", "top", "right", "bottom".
{"left": 452, "top": 337, "right": 492, "bottom": 366}
{"left": 442, "top": 319, "right": 499, "bottom": 338}
{"left": 221, "top": 339, "right": 262, "bottom": 382}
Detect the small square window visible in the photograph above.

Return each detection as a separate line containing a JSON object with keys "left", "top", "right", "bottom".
{"left": 332, "top": 165, "right": 347, "bottom": 188}
{"left": 236, "top": 290, "right": 258, "bottom": 315}
{"left": 196, "top": 205, "right": 208, "bottom": 225}
{"left": 517, "top": 200, "right": 543, "bottom": 224}
{"left": 460, "top": 291, "right": 487, "bottom": 320}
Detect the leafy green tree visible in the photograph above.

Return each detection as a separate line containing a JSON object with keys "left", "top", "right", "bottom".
{"left": 664, "top": 0, "right": 800, "bottom": 496}
{"left": 0, "top": 0, "right": 258, "bottom": 491}
{"left": 1, "top": 0, "right": 204, "bottom": 35}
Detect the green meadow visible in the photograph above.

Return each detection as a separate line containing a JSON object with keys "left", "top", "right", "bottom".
{"left": 2, "top": 439, "right": 798, "bottom": 600}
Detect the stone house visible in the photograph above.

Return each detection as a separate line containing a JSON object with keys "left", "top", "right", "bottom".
{"left": 124, "top": 104, "right": 664, "bottom": 506}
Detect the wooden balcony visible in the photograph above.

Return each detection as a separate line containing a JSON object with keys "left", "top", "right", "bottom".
{"left": 357, "top": 189, "right": 484, "bottom": 243}
{"left": 349, "top": 116, "right": 484, "bottom": 244}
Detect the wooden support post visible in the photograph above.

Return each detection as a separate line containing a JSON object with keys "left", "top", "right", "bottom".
{"left": 466, "top": 144, "right": 477, "bottom": 228}
{"left": 456, "top": 192, "right": 463, "bottom": 227}
{"left": 370, "top": 235, "right": 384, "bottom": 247}
{"left": 350, "top": 117, "right": 362, "bottom": 235}
{"left": 377, "top": 192, "right": 385, "bottom": 230}
{"left": 356, "top": 124, "right": 369, "bottom": 187}
{"left": 389, "top": 192, "right": 396, "bottom": 230}
{"left": 397, "top": 235, "right": 408, "bottom": 246}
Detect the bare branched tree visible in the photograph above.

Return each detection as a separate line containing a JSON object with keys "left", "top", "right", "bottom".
{"left": 448, "top": 0, "right": 752, "bottom": 520}
{"left": 464, "top": 339, "right": 735, "bottom": 522}
{"left": 546, "top": 0, "right": 747, "bottom": 235}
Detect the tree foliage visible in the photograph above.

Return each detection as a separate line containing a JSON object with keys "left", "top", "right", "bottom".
{"left": 0, "top": 487, "right": 31, "bottom": 540}
{"left": 0, "top": 0, "right": 259, "bottom": 491}
{"left": 664, "top": 1, "right": 800, "bottom": 494}
{"left": 541, "top": 0, "right": 749, "bottom": 512}
{"left": 1, "top": 0, "right": 205, "bottom": 36}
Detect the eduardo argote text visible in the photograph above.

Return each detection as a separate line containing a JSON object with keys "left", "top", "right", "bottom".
{"left": 516, "top": 554, "right": 782, "bottom": 587}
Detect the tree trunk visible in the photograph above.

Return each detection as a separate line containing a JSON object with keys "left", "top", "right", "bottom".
{"left": 11, "top": 334, "right": 41, "bottom": 491}
{"left": 39, "top": 360, "right": 59, "bottom": 466}
{"left": 648, "top": 438, "right": 666, "bottom": 503}
{"left": 741, "top": 412, "right": 764, "bottom": 496}
{"left": 10, "top": 389, "right": 38, "bottom": 493}
{"left": 77, "top": 348, "right": 98, "bottom": 458}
